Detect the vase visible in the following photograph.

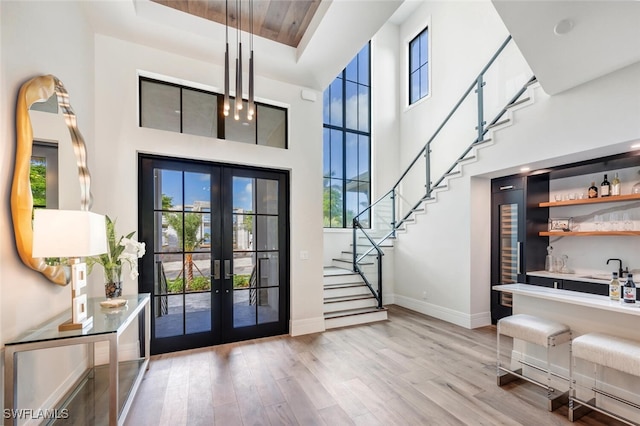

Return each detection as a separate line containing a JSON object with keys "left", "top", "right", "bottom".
{"left": 103, "top": 264, "right": 122, "bottom": 299}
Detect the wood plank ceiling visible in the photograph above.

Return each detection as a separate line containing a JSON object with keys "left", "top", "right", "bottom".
{"left": 151, "top": 0, "right": 322, "bottom": 47}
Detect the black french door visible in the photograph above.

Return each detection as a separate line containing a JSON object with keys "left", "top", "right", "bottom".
{"left": 139, "top": 155, "right": 289, "bottom": 354}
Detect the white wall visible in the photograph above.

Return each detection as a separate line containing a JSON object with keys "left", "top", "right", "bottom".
{"left": 392, "top": 1, "right": 640, "bottom": 328}
{"left": 91, "top": 34, "right": 325, "bottom": 335}
{"left": 0, "top": 0, "right": 95, "bottom": 416}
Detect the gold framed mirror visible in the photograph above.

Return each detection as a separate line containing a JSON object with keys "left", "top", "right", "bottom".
{"left": 11, "top": 75, "right": 92, "bottom": 285}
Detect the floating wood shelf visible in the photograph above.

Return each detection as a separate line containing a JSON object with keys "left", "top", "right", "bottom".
{"left": 539, "top": 231, "right": 640, "bottom": 237}
{"left": 539, "top": 193, "right": 640, "bottom": 207}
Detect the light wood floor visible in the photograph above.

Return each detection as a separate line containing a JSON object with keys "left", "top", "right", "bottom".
{"left": 126, "top": 305, "right": 623, "bottom": 425}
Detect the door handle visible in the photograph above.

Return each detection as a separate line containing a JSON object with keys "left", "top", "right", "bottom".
{"left": 516, "top": 242, "right": 522, "bottom": 274}
{"left": 213, "top": 260, "right": 221, "bottom": 280}
{"left": 499, "top": 185, "right": 514, "bottom": 191}
{"left": 224, "top": 260, "right": 233, "bottom": 279}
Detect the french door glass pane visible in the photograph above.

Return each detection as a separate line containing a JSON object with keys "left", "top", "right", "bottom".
{"left": 185, "top": 172, "right": 211, "bottom": 212}
{"left": 233, "top": 176, "right": 254, "bottom": 211}
{"left": 233, "top": 252, "right": 255, "bottom": 288}
{"left": 233, "top": 289, "right": 255, "bottom": 327}
{"left": 256, "top": 179, "right": 278, "bottom": 214}
{"left": 155, "top": 294, "right": 185, "bottom": 338}
{"left": 185, "top": 293, "right": 212, "bottom": 334}
{"left": 154, "top": 253, "right": 183, "bottom": 294}
{"left": 257, "top": 287, "right": 279, "bottom": 325}
{"left": 155, "top": 169, "right": 182, "bottom": 211}
{"left": 255, "top": 216, "right": 278, "bottom": 251}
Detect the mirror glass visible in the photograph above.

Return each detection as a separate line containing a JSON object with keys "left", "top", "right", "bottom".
{"left": 12, "top": 75, "right": 91, "bottom": 285}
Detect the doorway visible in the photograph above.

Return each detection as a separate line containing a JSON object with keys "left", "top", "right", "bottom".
{"left": 139, "top": 155, "right": 289, "bottom": 354}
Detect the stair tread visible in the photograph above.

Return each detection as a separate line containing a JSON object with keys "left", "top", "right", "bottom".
{"left": 507, "top": 96, "right": 531, "bottom": 109}
{"left": 332, "top": 258, "right": 374, "bottom": 265}
{"left": 324, "top": 306, "right": 387, "bottom": 319}
{"left": 324, "top": 294, "right": 375, "bottom": 303}
{"left": 323, "top": 266, "right": 356, "bottom": 276}
{"left": 487, "top": 118, "right": 510, "bottom": 129}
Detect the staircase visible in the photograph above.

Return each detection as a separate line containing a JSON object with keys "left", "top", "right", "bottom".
{"left": 323, "top": 266, "right": 388, "bottom": 329}
{"left": 323, "top": 35, "right": 539, "bottom": 329}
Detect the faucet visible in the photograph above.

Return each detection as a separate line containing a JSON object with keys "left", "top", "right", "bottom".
{"left": 607, "top": 258, "right": 625, "bottom": 278}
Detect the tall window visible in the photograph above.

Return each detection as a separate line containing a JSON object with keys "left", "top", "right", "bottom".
{"left": 323, "top": 43, "right": 371, "bottom": 228}
{"left": 409, "top": 27, "right": 429, "bottom": 104}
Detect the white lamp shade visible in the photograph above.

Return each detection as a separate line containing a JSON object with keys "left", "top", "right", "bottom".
{"left": 32, "top": 209, "right": 108, "bottom": 258}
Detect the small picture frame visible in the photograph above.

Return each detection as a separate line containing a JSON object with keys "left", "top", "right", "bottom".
{"left": 548, "top": 218, "right": 571, "bottom": 232}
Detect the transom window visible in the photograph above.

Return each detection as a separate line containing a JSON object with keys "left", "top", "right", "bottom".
{"left": 139, "top": 77, "right": 288, "bottom": 149}
{"left": 409, "top": 27, "right": 429, "bottom": 105}
{"left": 323, "top": 43, "right": 371, "bottom": 228}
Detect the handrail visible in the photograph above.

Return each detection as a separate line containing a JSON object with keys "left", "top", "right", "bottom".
{"left": 353, "top": 219, "right": 383, "bottom": 309}
{"left": 354, "top": 35, "right": 513, "bottom": 223}
{"left": 351, "top": 35, "right": 531, "bottom": 313}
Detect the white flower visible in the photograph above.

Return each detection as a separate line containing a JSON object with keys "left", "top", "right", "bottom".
{"left": 120, "top": 238, "right": 146, "bottom": 258}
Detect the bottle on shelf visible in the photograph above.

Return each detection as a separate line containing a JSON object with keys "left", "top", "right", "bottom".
{"left": 611, "top": 173, "right": 621, "bottom": 196}
{"left": 600, "top": 174, "right": 611, "bottom": 197}
{"left": 588, "top": 181, "right": 598, "bottom": 198}
{"left": 609, "top": 272, "right": 620, "bottom": 301}
{"left": 623, "top": 273, "right": 636, "bottom": 304}
{"left": 545, "top": 246, "right": 554, "bottom": 272}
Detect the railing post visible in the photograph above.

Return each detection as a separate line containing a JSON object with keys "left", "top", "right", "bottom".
{"left": 352, "top": 218, "right": 357, "bottom": 272}
{"left": 391, "top": 189, "right": 396, "bottom": 237}
{"left": 476, "top": 75, "right": 486, "bottom": 143}
{"left": 425, "top": 144, "right": 431, "bottom": 197}
{"left": 377, "top": 253, "right": 383, "bottom": 309}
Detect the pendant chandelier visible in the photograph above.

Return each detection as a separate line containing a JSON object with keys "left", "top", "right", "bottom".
{"left": 223, "top": 0, "right": 255, "bottom": 121}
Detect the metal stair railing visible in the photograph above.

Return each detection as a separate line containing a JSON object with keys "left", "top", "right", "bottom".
{"left": 352, "top": 35, "right": 536, "bottom": 307}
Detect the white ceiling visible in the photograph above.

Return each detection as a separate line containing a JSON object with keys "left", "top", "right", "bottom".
{"left": 492, "top": 0, "right": 640, "bottom": 95}
{"left": 81, "top": 0, "right": 404, "bottom": 91}
{"left": 80, "top": 1, "right": 640, "bottom": 96}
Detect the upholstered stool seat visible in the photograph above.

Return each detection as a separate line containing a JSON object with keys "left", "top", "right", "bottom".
{"left": 497, "top": 314, "right": 571, "bottom": 411}
{"left": 569, "top": 333, "right": 640, "bottom": 423}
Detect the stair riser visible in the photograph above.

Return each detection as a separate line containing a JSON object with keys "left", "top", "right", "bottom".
{"left": 325, "top": 310, "right": 388, "bottom": 329}
{"left": 324, "top": 297, "right": 378, "bottom": 313}
{"left": 323, "top": 274, "right": 363, "bottom": 285}
{"left": 324, "top": 286, "right": 371, "bottom": 298}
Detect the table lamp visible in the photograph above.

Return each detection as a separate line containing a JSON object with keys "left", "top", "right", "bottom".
{"left": 32, "top": 209, "right": 108, "bottom": 331}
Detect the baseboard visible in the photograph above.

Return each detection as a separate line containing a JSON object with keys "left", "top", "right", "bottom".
{"left": 470, "top": 311, "right": 492, "bottom": 328}
{"left": 290, "top": 316, "right": 326, "bottom": 336}
{"left": 393, "top": 295, "right": 475, "bottom": 328}
{"left": 22, "top": 361, "right": 87, "bottom": 426}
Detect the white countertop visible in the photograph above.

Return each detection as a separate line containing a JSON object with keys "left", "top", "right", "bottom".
{"left": 527, "top": 270, "right": 611, "bottom": 285}
{"left": 493, "top": 283, "right": 640, "bottom": 316}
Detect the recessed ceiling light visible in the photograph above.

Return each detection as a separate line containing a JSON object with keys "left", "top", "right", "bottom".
{"left": 554, "top": 19, "right": 574, "bottom": 36}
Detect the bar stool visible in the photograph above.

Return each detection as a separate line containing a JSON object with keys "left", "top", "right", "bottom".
{"left": 497, "top": 314, "right": 572, "bottom": 411}
{"left": 570, "top": 332, "right": 640, "bottom": 424}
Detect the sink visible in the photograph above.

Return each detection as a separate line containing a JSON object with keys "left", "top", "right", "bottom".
{"left": 579, "top": 274, "right": 612, "bottom": 281}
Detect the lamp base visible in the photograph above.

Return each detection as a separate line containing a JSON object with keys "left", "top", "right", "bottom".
{"left": 59, "top": 315, "right": 93, "bottom": 332}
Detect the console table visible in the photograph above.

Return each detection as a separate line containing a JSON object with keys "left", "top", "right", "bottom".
{"left": 4, "top": 293, "right": 150, "bottom": 426}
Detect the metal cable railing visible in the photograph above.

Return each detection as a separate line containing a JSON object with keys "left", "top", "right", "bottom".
{"left": 351, "top": 35, "right": 536, "bottom": 308}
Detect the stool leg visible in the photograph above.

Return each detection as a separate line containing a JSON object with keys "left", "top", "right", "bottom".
{"left": 546, "top": 340, "right": 569, "bottom": 412}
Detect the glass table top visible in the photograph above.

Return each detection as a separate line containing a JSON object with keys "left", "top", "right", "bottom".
{"left": 6, "top": 293, "right": 150, "bottom": 346}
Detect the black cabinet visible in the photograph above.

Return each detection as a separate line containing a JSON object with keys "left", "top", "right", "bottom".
{"left": 527, "top": 276, "right": 560, "bottom": 288}
{"left": 491, "top": 174, "right": 549, "bottom": 324}
{"left": 562, "top": 279, "right": 609, "bottom": 296}
{"left": 526, "top": 275, "right": 609, "bottom": 296}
